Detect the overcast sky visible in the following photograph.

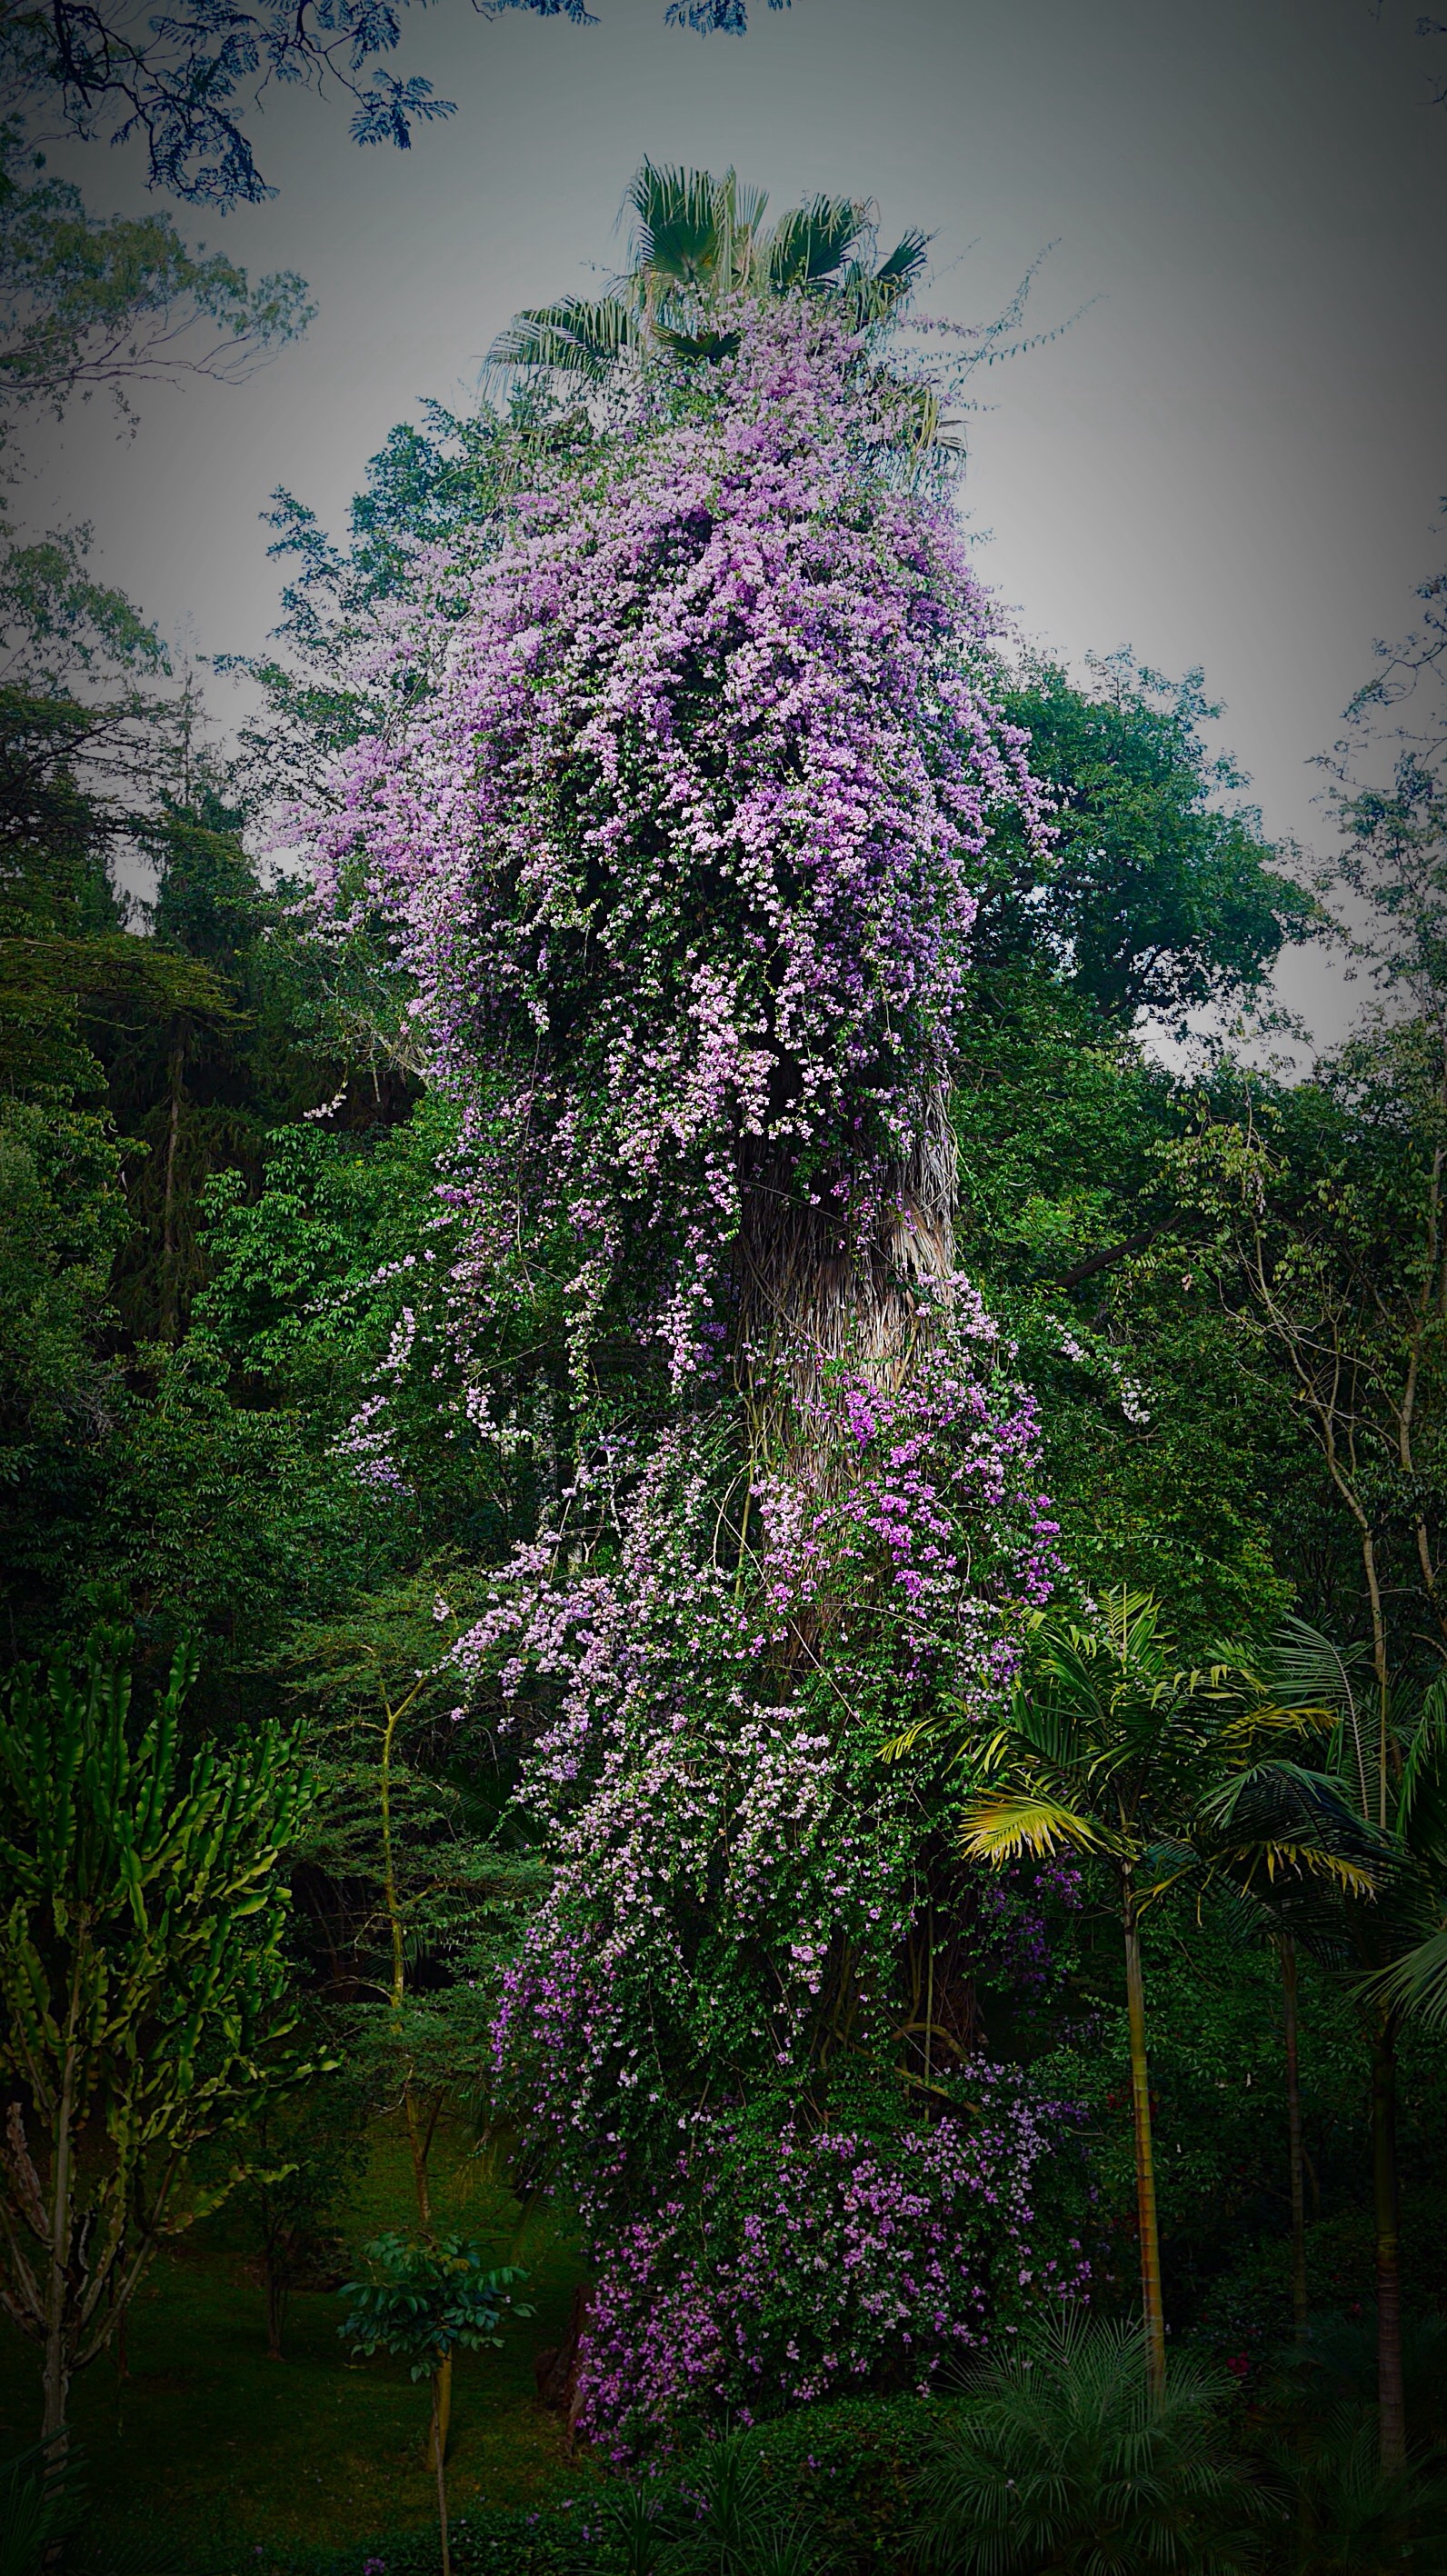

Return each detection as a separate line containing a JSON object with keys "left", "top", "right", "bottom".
{"left": 30, "top": 0, "right": 1447, "bottom": 1048}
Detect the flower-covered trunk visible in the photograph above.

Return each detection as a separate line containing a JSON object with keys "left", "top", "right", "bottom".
{"left": 735, "top": 1084, "right": 958, "bottom": 1398}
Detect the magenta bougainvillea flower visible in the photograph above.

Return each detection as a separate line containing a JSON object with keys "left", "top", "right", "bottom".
{"left": 575, "top": 2087, "right": 1089, "bottom": 2443}
{"left": 304, "top": 296, "right": 1047, "bottom": 1378}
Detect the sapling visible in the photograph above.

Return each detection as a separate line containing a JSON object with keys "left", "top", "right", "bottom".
{"left": 338, "top": 2233, "right": 531, "bottom": 2576}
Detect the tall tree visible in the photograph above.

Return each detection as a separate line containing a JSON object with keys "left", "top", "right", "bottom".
{"left": 1176, "top": 532, "right": 1447, "bottom": 1745}
{"left": 978, "top": 654, "right": 1315, "bottom": 1034}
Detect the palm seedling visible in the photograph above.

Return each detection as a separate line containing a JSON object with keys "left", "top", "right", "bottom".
{"left": 665, "top": 2436, "right": 819, "bottom": 2575}
{"left": 913, "top": 2312, "right": 1266, "bottom": 2574}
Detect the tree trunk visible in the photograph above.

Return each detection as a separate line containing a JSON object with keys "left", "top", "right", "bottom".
{"left": 431, "top": 2371, "right": 452, "bottom": 2576}
{"left": 41, "top": 1949, "right": 87, "bottom": 2482}
{"left": 1371, "top": 2010, "right": 1406, "bottom": 2471}
{"left": 160, "top": 1018, "right": 186, "bottom": 1341}
{"left": 1123, "top": 1884, "right": 1166, "bottom": 2397}
{"left": 1281, "top": 1935, "right": 1309, "bottom": 2346}
{"left": 427, "top": 2351, "right": 453, "bottom": 2470}
{"left": 404, "top": 2077, "right": 433, "bottom": 2233}
{"left": 264, "top": 2252, "right": 286, "bottom": 2361}
{"left": 734, "top": 1085, "right": 957, "bottom": 1397}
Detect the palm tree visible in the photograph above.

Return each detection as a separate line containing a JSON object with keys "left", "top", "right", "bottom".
{"left": 932, "top": 1590, "right": 1336, "bottom": 2394}
{"left": 487, "top": 161, "right": 931, "bottom": 383}
{"left": 1179, "top": 1750, "right": 1384, "bottom": 2350}
{"left": 1262, "top": 1624, "right": 1447, "bottom": 2471}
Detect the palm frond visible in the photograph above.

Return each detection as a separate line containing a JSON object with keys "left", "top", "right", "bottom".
{"left": 766, "top": 194, "right": 870, "bottom": 291}
{"left": 627, "top": 160, "right": 759, "bottom": 291}
{"left": 1271, "top": 1616, "right": 1374, "bottom": 1716}
{"left": 958, "top": 1790, "right": 1112, "bottom": 1865}
{"left": 486, "top": 296, "right": 637, "bottom": 382}
{"left": 1217, "top": 1691, "right": 1335, "bottom": 1749}
{"left": 1196, "top": 1761, "right": 1386, "bottom": 1896}
{"left": 1399, "top": 1667, "right": 1447, "bottom": 1860}
{"left": 652, "top": 324, "right": 742, "bottom": 364}
{"left": 1358, "top": 1920, "right": 1447, "bottom": 2030}
{"left": 853, "top": 225, "right": 932, "bottom": 317}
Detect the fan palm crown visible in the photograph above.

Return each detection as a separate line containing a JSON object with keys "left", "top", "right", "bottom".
{"left": 487, "top": 158, "right": 931, "bottom": 383}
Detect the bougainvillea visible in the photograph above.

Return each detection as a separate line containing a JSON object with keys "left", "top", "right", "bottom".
{"left": 456, "top": 1292, "right": 1057, "bottom": 2180}
{"left": 303, "top": 295, "right": 1046, "bottom": 1381}
{"left": 575, "top": 2082, "right": 1089, "bottom": 2444}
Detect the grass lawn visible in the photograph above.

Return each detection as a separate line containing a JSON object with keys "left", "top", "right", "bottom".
{"left": 0, "top": 2118, "right": 590, "bottom": 2562}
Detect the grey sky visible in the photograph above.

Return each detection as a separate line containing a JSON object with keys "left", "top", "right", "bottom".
{"left": 30, "top": 0, "right": 1447, "bottom": 1046}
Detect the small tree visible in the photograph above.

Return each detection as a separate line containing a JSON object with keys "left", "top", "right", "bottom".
{"left": 0, "top": 1611, "right": 318, "bottom": 2466}
{"left": 235, "top": 2062, "right": 370, "bottom": 2360}
{"left": 339, "top": 2234, "right": 532, "bottom": 2576}
{"left": 915, "top": 1590, "right": 1328, "bottom": 2393}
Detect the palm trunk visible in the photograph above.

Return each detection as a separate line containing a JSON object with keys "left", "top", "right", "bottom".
{"left": 431, "top": 2371, "right": 452, "bottom": 2576}
{"left": 160, "top": 1019, "right": 186, "bottom": 1341}
{"left": 1371, "top": 2010, "right": 1406, "bottom": 2471}
{"left": 1280, "top": 1934, "right": 1309, "bottom": 2345}
{"left": 734, "top": 1085, "right": 957, "bottom": 1399}
{"left": 1123, "top": 1881, "right": 1166, "bottom": 2397}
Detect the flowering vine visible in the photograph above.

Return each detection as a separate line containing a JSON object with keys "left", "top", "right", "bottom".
{"left": 303, "top": 295, "right": 1047, "bottom": 1383}
{"left": 444, "top": 1295, "right": 1073, "bottom": 2433}
{"left": 296, "top": 287, "right": 1091, "bottom": 2439}
{"left": 576, "top": 2083, "right": 1089, "bottom": 2445}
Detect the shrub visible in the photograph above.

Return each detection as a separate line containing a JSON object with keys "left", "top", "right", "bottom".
{"left": 913, "top": 2313, "right": 1265, "bottom": 2574}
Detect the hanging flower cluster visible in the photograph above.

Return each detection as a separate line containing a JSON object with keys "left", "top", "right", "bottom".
{"left": 574, "top": 2082, "right": 1089, "bottom": 2446}
{"left": 303, "top": 297, "right": 1046, "bottom": 1376}
{"left": 751, "top": 1278, "right": 1059, "bottom": 1680}
{"left": 454, "top": 1301, "right": 1062, "bottom": 2341}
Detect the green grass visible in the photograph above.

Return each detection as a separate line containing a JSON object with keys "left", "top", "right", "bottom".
{"left": 0, "top": 2119, "right": 590, "bottom": 2561}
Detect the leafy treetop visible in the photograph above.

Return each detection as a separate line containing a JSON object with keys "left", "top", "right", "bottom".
{"left": 15, "top": 0, "right": 791, "bottom": 211}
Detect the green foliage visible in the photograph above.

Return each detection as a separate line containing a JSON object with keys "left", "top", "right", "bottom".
{"left": 234, "top": 2061, "right": 372, "bottom": 2356}
{"left": 0, "top": 1095, "right": 123, "bottom": 1473}
{"left": 0, "top": 1611, "right": 320, "bottom": 2444}
{"left": 339, "top": 2234, "right": 532, "bottom": 2379}
{"left": 227, "top": 389, "right": 593, "bottom": 803}
{"left": 0, "top": 133, "right": 311, "bottom": 451}
{"left": 983, "top": 655, "right": 1314, "bottom": 1032}
{"left": 1260, "top": 2407, "right": 1447, "bottom": 2574}
{"left": 0, "top": 2442, "right": 75, "bottom": 2575}
{"left": 1037, "top": 1891, "right": 1366, "bottom": 2320}
{"left": 953, "top": 984, "right": 1302, "bottom": 1645}
{"left": 912, "top": 2316, "right": 1265, "bottom": 2574}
